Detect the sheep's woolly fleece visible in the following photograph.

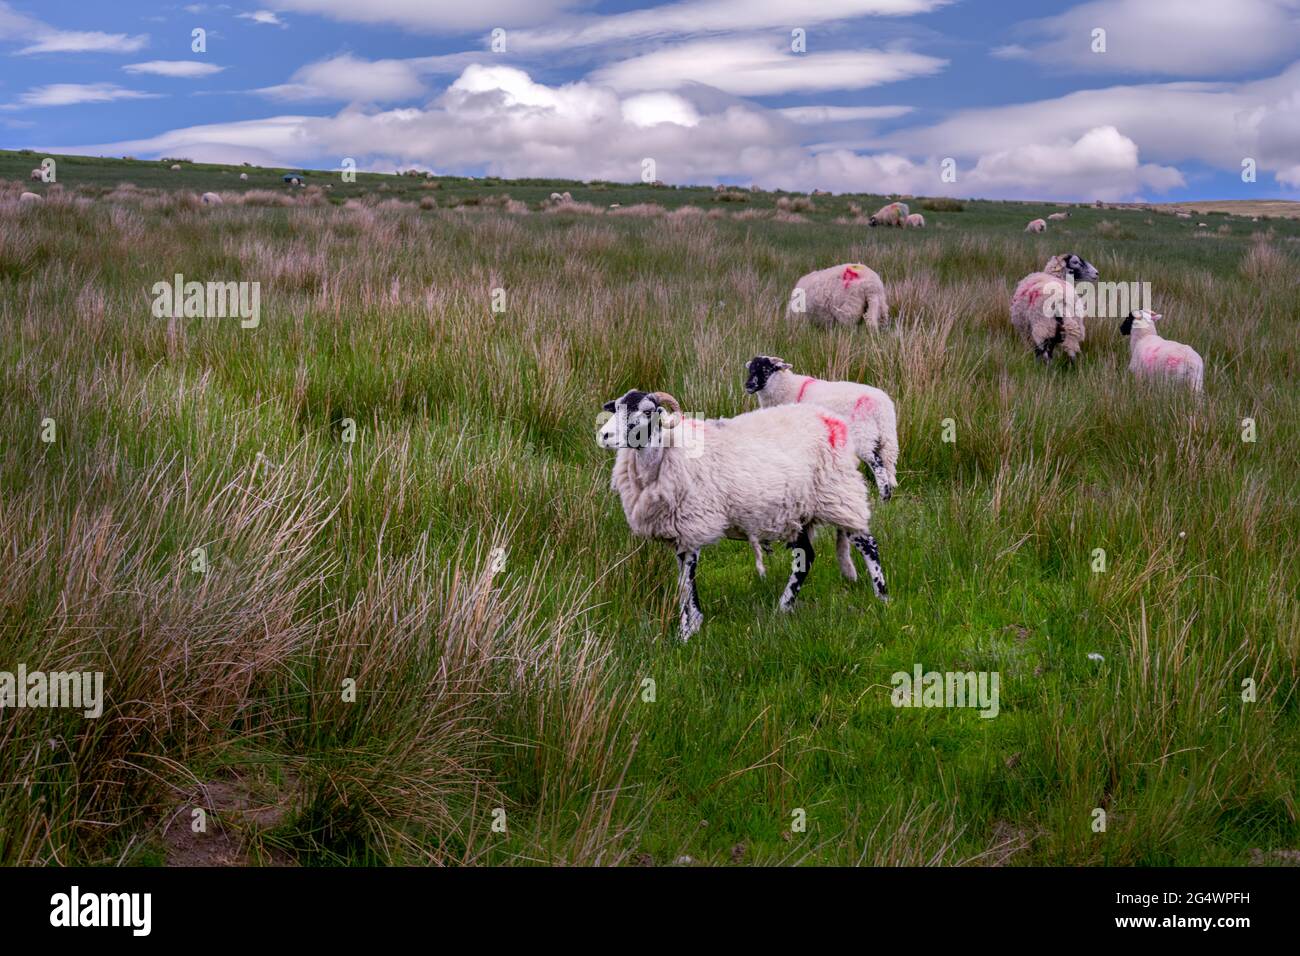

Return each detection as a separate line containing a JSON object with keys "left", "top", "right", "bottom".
{"left": 869, "top": 202, "right": 908, "bottom": 227}
{"left": 786, "top": 262, "right": 889, "bottom": 330}
{"left": 744, "top": 356, "right": 900, "bottom": 502}
{"left": 1009, "top": 253, "right": 1100, "bottom": 362}
{"left": 1120, "top": 310, "right": 1204, "bottom": 391}
{"left": 904, "top": 213, "right": 925, "bottom": 228}
{"left": 1025, "top": 218, "right": 1047, "bottom": 233}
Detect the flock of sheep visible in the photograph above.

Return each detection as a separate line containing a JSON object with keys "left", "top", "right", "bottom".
{"left": 598, "top": 201, "right": 1206, "bottom": 641}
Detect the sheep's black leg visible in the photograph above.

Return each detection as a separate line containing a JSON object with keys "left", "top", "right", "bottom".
{"left": 870, "top": 444, "right": 892, "bottom": 501}
{"left": 676, "top": 549, "right": 703, "bottom": 641}
{"left": 849, "top": 532, "right": 888, "bottom": 601}
{"left": 779, "top": 526, "right": 815, "bottom": 612}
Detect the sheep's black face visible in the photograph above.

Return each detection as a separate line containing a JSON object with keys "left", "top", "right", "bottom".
{"left": 867, "top": 216, "right": 878, "bottom": 227}
{"left": 744, "top": 356, "right": 788, "bottom": 394}
{"left": 598, "top": 390, "right": 661, "bottom": 449}
{"left": 1064, "top": 253, "right": 1100, "bottom": 282}
{"left": 1119, "top": 314, "right": 1135, "bottom": 336}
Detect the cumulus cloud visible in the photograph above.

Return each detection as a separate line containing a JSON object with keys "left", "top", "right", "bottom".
{"left": 591, "top": 37, "right": 947, "bottom": 95}
{"left": 256, "top": 53, "right": 427, "bottom": 103}
{"left": 4, "top": 83, "right": 160, "bottom": 109}
{"left": 238, "top": 10, "right": 288, "bottom": 27}
{"left": 269, "top": 0, "right": 582, "bottom": 32}
{"left": 124, "top": 61, "right": 225, "bottom": 78}
{"left": 777, "top": 105, "right": 915, "bottom": 123}
{"left": 999, "top": 0, "right": 1300, "bottom": 76}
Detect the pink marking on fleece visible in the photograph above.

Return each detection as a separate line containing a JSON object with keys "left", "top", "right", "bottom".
{"left": 820, "top": 414, "right": 847, "bottom": 450}
{"left": 852, "top": 394, "right": 875, "bottom": 418}
{"left": 796, "top": 377, "right": 818, "bottom": 402}
{"left": 841, "top": 266, "right": 861, "bottom": 288}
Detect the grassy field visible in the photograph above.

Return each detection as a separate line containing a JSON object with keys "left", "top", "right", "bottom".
{"left": 1, "top": 150, "right": 1297, "bottom": 866}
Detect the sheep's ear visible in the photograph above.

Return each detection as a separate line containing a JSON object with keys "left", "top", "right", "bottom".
{"left": 602, "top": 400, "right": 616, "bottom": 413}
{"left": 774, "top": 358, "right": 792, "bottom": 370}
{"left": 1119, "top": 316, "right": 1133, "bottom": 336}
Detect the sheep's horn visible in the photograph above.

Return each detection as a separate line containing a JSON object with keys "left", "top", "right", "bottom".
{"left": 649, "top": 392, "right": 681, "bottom": 414}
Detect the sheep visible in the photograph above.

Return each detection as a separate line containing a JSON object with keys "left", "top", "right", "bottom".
{"left": 562, "top": 191, "right": 572, "bottom": 201}
{"left": 19, "top": 192, "right": 42, "bottom": 204}
{"left": 201, "top": 192, "right": 222, "bottom": 205}
{"left": 786, "top": 262, "right": 889, "bottom": 329}
{"left": 1047, "top": 212, "right": 1069, "bottom": 221}
{"left": 239, "top": 172, "right": 249, "bottom": 181}
{"left": 1009, "top": 252, "right": 1100, "bottom": 363}
{"left": 867, "top": 201, "right": 908, "bottom": 227}
{"left": 744, "top": 355, "right": 899, "bottom": 503}
{"left": 1176, "top": 212, "right": 1192, "bottom": 219}
{"left": 904, "top": 213, "right": 926, "bottom": 228}
{"left": 1119, "top": 310, "right": 1203, "bottom": 392}
{"left": 1025, "top": 218, "right": 1047, "bottom": 233}
{"left": 170, "top": 164, "right": 182, "bottom": 171}
{"left": 29, "top": 168, "right": 43, "bottom": 182}
{"left": 550, "top": 192, "right": 563, "bottom": 201}
{"left": 599, "top": 390, "right": 887, "bottom": 640}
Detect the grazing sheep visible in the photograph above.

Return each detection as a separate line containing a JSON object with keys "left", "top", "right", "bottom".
{"left": 201, "top": 192, "right": 222, "bottom": 205}
{"left": 1025, "top": 218, "right": 1047, "bottom": 233}
{"left": 19, "top": 192, "right": 42, "bottom": 204}
{"left": 599, "top": 390, "right": 888, "bottom": 640}
{"left": 1120, "top": 310, "right": 1203, "bottom": 392}
{"left": 1047, "top": 212, "right": 1069, "bottom": 221}
{"left": 786, "top": 262, "right": 889, "bottom": 329}
{"left": 904, "top": 213, "right": 926, "bottom": 228}
{"left": 239, "top": 172, "right": 249, "bottom": 181}
{"left": 1009, "top": 252, "right": 1100, "bottom": 363}
{"left": 29, "top": 168, "right": 43, "bottom": 182}
{"left": 550, "top": 192, "right": 563, "bottom": 201}
{"left": 868, "top": 201, "right": 908, "bottom": 227}
{"left": 1198, "top": 222, "right": 1208, "bottom": 228}
{"left": 1176, "top": 212, "right": 1192, "bottom": 219}
{"left": 170, "top": 164, "right": 182, "bottom": 171}
{"left": 744, "top": 356, "right": 900, "bottom": 503}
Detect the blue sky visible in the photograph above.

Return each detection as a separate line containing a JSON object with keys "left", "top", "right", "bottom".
{"left": 2, "top": 0, "right": 1298, "bottom": 200}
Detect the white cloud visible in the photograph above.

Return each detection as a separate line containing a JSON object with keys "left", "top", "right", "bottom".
{"left": 124, "top": 60, "right": 225, "bottom": 78}
{"left": 777, "top": 105, "right": 914, "bottom": 123}
{"left": 0, "top": 1, "right": 149, "bottom": 54}
{"left": 1001, "top": 0, "right": 1300, "bottom": 76}
{"left": 5, "top": 83, "right": 160, "bottom": 109}
{"left": 268, "top": 0, "right": 581, "bottom": 32}
{"left": 238, "top": 10, "right": 287, "bottom": 27}
{"left": 256, "top": 53, "right": 426, "bottom": 102}
{"left": 590, "top": 37, "right": 947, "bottom": 95}
{"left": 509, "top": 0, "right": 954, "bottom": 52}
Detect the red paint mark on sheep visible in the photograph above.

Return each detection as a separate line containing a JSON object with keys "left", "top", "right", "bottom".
{"left": 852, "top": 394, "right": 874, "bottom": 417}
{"left": 796, "top": 377, "right": 818, "bottom": 402}
{"left": 841, "top": 266, "right": 861, "bottom": 288}
{"left": 820, "top": 414, "right": 848, "bottom": 450}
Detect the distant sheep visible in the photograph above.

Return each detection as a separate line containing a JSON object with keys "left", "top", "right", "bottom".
{"left": 904, "top": 213, "right": 926, "bottom": 228}
{"left": 868, "top": 201, "right": 908, "bottom": 227}
{"left": 745, "top": 356, "right": 900, "bottom": 503}
{"left": 1047, "top": 212, "right": 1069, "bottom": 221}
{"left": 201, "top": 192, "right": 222, "bottom": 205}
{"left": 786, "top": 262, "right": 889, "bottom": 330}
{"left": 19, "top": 192, "right": 42, "bottom": 204}
{"left": 1120, "top": 310, "right": 1203, "bottom": 392}
{"left": 239, "top": 172, "right": 249, "bottom": 181}
{"left": 599, "top": 390, "right": 887, "bottom": 640}
{"left": 1025, "top": 218, "right": 1047, "bottom": 233}
{"left": 29, "top": 168, "right": 43, "bottom": 182}
{"left": 1009, "top": 252, "right": 1100, "bottom": 363}
{"left": 170, "top": 164, "right": 182, "bottom": 171}
{"left": 1176, "top": 212, "right": 1191, "bottom": 219}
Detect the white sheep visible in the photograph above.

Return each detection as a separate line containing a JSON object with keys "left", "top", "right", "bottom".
{"left": 1047, "top": 212, "right": 1069, "bottom": 221}
{"left": 1119, "top": 310, "right": 1203, "bottom": 391}
{"left": 170, "top": 164, "right": 181, "bottom": 171}
{"left": 239, "top": 172, "right": 249, "bottom": 181}
{"left": 744, "top": 356, "right": 899, "bottom": 503}
{"left": 550, "top": 192, "right": 563, "bottom": 201}
{"left": 904, "top": 213, "right": 926, "bottom": 228}
{"left": 1175, "top": 212, "right": 1191, "bottom": 219}
{"left": 599, "top": 389, "right": 887, "bottom": 640}
{"left": 786, "top": 262, "right": 889, "bottom": 329}
{"left": 868, "top": 201, "right": 908, "bottom": 227}
{"left": 29, "top": 168, "right": 43, "bottom": 182}
{"left": 1025, "top": 218, "right": 1047, "bottom": 233}
{"left": 19, "top": 192, "right": 42, "bottom": 204}
{"left": 1009, "top": 252, "right": 1100, "bottom": 362}
{"left": 201, "top": 192, "right": 222, "bottom": 205}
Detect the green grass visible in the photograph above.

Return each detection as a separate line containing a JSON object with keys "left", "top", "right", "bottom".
{"left": 1, "top": 150, "right": 1297, "bottom": 866}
